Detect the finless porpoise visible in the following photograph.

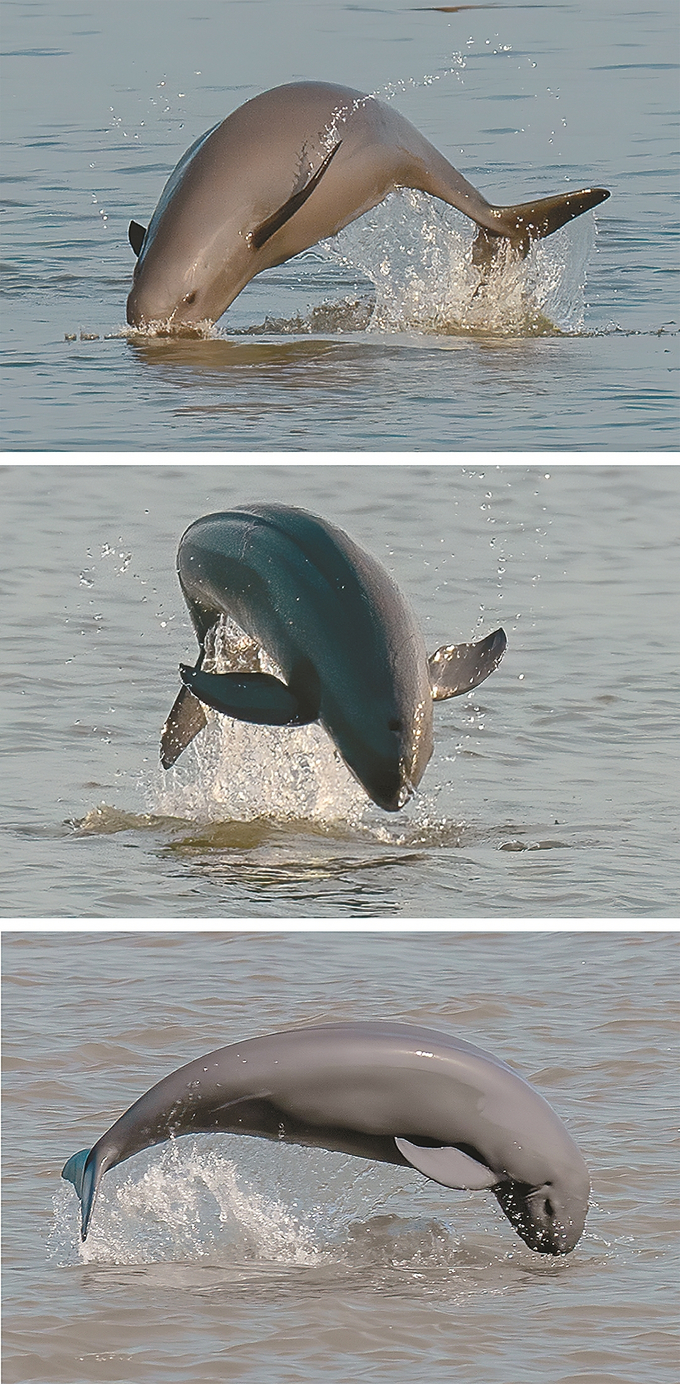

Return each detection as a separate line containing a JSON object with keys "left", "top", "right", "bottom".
{"left": 158, "top": 504, "right": 506, "bottom": 810}
{"left": 126, "top": 81, "right": 610, "bottom": 332}
{"left": 63, "top": 1021, "right": 590, "bottom": 1253}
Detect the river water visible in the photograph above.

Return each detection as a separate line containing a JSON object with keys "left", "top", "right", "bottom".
{"left": 2, "top": 929, "right": 679, "bottom": 1384}
{"left": 2, "top": 461, "right": 678, "bottom": 918}
{"left": 2, "top": 0, "right": 678, "bottom": 448}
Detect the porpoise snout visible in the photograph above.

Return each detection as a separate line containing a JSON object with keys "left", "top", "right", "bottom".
{"left": 126, "top": 287, "right": 207, "bottom": 337}
{"left": 494, "top": 1170, "right": 590, "bottom": 1255}
{"left": 126, "top": 285, "right": 145, "bottom": 328}
{"left": 330, "top": 704, "right": 431, "bottom": 812}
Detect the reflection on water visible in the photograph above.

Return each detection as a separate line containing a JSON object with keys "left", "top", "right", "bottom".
{"left": 126, "top": 335, "right": 390, "bottom": 405}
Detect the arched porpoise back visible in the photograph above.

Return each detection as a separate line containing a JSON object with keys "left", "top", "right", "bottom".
{"left": 158, "top": 504, "right": 506, "bottom": 810}
{"left": 62, "top": 1021, "right": 590, "bottom": 1255}
{"left": 126, "top": 82, "right": 610, "bottom": 331}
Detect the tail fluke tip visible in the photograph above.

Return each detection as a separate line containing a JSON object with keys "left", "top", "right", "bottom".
{"left": 62, "top": 1146, "right": 96, "bottom": 1240}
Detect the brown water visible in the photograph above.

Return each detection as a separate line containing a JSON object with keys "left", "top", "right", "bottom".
{"left": 2, "top": 930, "right": 679, "bottom": 1384}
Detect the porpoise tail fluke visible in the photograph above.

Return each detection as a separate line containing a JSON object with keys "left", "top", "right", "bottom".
{"left": 472, "top": 187, "right": 610, "bottom": 265}
{"left": 62, "top": 1146, "right": 100, "bottom": 1240}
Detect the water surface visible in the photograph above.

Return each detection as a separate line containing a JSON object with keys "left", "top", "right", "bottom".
{"left": 1, "top": 0, "right": 677, "bottom": 447}
{"left": 3, "top": 930, "right": 679, "bottom": 1384}
{"left": 2, "top": 462, "right": 678, "bottom": 917}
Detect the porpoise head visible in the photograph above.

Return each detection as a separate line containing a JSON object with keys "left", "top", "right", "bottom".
{"left": 493, "top": 1164, "right": 590, "bottom": 1255}
{"left": 126, "top": 219, "right": 251, "bottom": 333}
{"left": 320, "top": 675, "right": 434, "bottom": 812}
{"left": 125, "top": 125, "right": 252, "bottom": 333}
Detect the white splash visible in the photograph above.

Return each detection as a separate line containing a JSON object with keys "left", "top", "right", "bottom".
{"left": 51, "top": 1141, "right": 323, "bottom": 1267}
{"left": 319, "top": 187, "right": 597, "bottom": 336}
{"left": 49, "top": 1138, "right": 461, "bottom": 1273}
{"left": 152, "top": 617, "right": 366, "bottom": 824}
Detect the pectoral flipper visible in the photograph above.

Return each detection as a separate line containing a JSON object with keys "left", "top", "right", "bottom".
{"left": 249, "top": 140, "right": 343, "bottom": 251}
{"left": 179, "top": 666, "right": 315, "bottom": 726}
{"left": 160, "top": 683, "right": 208, "bottom": 769}
{"left": 428, "top": 628, "right": 506, "bottom": 700}
{"left": 395, "top": 1136, "right": 500, "bottom": 1190}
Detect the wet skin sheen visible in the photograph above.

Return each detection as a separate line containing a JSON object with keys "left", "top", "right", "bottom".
{"left": 62, "top": 1022, "right": 590, "bottom": 1253}
{"left": 126, "top": 82, "right": 610, "bottom": 331}
{"left": 157, "top": 504, "right": 507, "bottom": 810}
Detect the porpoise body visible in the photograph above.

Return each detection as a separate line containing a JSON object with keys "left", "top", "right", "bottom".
{"left": 159, "top": 504, "right": 506, "bottom": 810}
{"left": 62, "top": 1022, "right": 590, "bottom": 1254}
{"left": 126, "top": 81, "right": 610, "bottom": 331}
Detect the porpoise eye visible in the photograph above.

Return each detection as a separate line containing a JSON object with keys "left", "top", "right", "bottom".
{"left": 544, "top": 1197, "right": 554, "bottom": 1217}
{"left": 388, "top": 719, "right": 402, "bottom": 733}
{"left": 183, "top": 291, "right": 197, "bottom": 305}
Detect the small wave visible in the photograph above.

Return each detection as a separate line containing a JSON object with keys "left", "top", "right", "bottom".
{"left": 124, "top": 318, "right": 218, "bottom": 341}
{"left": 341, "top": 1213, "right": 459, "bottom": 1269}
{"left": 70, "top": 804, "right": 181, "bottom": 835}
{"left": 232, "top": 294, "right": 374, "bottom": 336}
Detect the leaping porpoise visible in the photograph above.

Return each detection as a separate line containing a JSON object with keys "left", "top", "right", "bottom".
{"left": 126, "top": 80, "right": 610, "bottom": 332}
{"left": 158, "top": 503, "right": 506, "bottom": 810}
{"left": 62, "top": 1022, "right": 590, "bottom": 1253}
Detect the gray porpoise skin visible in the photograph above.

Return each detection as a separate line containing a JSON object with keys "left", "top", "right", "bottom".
{"left": 126, "top": 81, "right": 609, "bottom": 331}
{"left": 62, "top": 1023, "right": 590, "bottom": 1253}
{"left": 158, "top": 504, "right": 507, "bottom": 810}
